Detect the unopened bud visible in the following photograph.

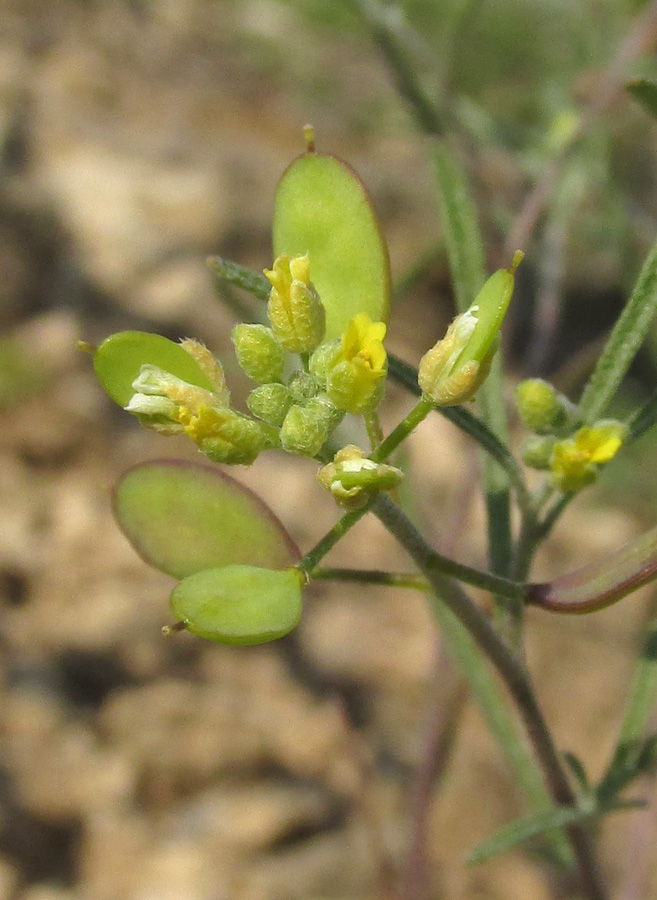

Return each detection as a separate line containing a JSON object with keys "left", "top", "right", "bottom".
{"left": 516, "top": 378, "right": 574, "bottom": 434}
{"left": 247, "top": 383, "right": 292, "bottom": 426}
{"left": 280, "top": 403, "right": 329, "bottom": 457}
{"left": 419, "top": 254, "right": 521, "bottom": 407}
{"left": 231, "top": 324, "right": 284, "bottom": 385}
{"left": 265, "top": 254, "right": 326, "bottom": 353}
{"left": 521, "top": 434, "right": 556, "bottom": 470}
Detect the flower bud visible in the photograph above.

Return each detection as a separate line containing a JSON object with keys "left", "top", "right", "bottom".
{"left": 419, "top": 254, "right": 521, "bottom": 407}
{"left": 180, "top": 338, "right": 230, "bottom": 405}
{"left": 515, "top": 378, "right": 573, "bottom": 434}
{"left": 280, "top": 403, "right": 329, "bottom": 457}
{"left": 521, "top": 434, "right": 556, "bottom": 470}
{"left": 288, "top": 370, "right": 317, "bottom": 404}
{"left": 247, "top": 383, "right": 292, "bottom": 426}
{"left": 231, "top": 324, "right": 284, "bottom": 385}
{"left": 265, "top": 253, "right": 326, "bottom": 353}
{"left": 317, "top": 445, "right": 404, "bottom": 509}
{"left": 180, "top": 405, "right": 267, "bottom": 466}
{"left": 326, "top": 313, "right": 387, "bottom": 414}
{"left": 309, "top": 339, "right": 340, "bottom": 386}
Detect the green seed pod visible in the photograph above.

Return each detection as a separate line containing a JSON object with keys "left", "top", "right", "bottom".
{"left": 272, "top": 147, "right": 390, "bottom": 339}
{"left": 280, "top": 403, "right": 329, "bottom": 457}
{"left": 231, "top": 323, "right": 284, "bottom": 385}
{"left": 515, "top": 378, "right": 572, "bottom": 434}
{"left": 247, "top": 383, "right": 292, "bottom": 426}
{"left": 521, "top": 434, "right": 557, "bottom": 470}
{"left": 170, "top": 564, "right": 304, "bottom": 645}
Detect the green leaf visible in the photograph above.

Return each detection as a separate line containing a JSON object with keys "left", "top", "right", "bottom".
{"left": 467, "top": 802, "right": 595, "bottom": 865}
{"left": 273, "top": 151, "right": 390, "bottom": 339}
{"left": 93, "top": 331, "right": 216, "bottom": 408}
{"left": 431, "top": 141, "right": 486, "bottom": 314}
{"left": 578, "top": 236, "right": 657, "bottom": 424}
{"left": 113, "top": 460, "right": 300, "bottom": 579}
{"left": 564, "top": 752, "right": 590, "bottom": 793}
{"left": 170, "top": 565, "right": 303, "bottom": 645}
{"left": 627, "top": 79, "right": 657, "bottom": 121}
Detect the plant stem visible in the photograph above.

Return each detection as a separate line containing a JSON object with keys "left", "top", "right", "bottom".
{"left": 371, "top": 396, "right": 434, "bottom": 462}
{"left": 297, "top": 499, "right": 376, "bottom": 575}
{"left": 310, "top": 561, "right": 524, "bottom": 601}
{"left": 365, "top": 410, "right": 384, "bottom": 451}
{"left": 387, "top": 354, "right": 533, "bottom": 512}
{"left": 372, "top": 494, "right": 608, "bottom": 900}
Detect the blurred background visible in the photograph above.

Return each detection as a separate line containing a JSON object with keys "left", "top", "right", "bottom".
{"left": 1, "top": 1, "right": 657, "bottom": 899}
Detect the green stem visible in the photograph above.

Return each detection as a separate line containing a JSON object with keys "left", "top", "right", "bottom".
{"left": 298, "top": 499, "right": 376, "bottom": 575}
{"left": 311, "top": 566, "right": 429, "bottom": 591}
{"left": 372, "top": 494, "right": 607, "bottom": 900}
{"left": 364, "top": 410, "right": 384, "bottom": 451}
{"left": 371, "top": 396, "right": 434, "bottom": 462}
{"left": 310, "top": 560, "right": 524, "bottom": 602}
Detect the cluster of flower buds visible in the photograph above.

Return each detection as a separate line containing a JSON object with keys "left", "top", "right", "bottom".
{"left": 120, "top": 254, "right": 391, "bottom": 469}
{"left": 514, "top": 377, "right": 628, "bottom": 492}
{"left": 234, "top": 255, "right": 389, "bottom": 458}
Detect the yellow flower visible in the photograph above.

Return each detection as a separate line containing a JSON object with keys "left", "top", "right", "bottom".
{"left": 264, "top": 253, "right": 326, "bottom": 353}
{"left": 326, "top": 313, "right": 387, "bottom": 414}
{"left": 550, "top": 421, "right": 628, "bottom": 492}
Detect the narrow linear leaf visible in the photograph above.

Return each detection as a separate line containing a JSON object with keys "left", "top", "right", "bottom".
{"left": 564, "top": 752, "right": 590, "bottom": 793}
{"left": 627, "top": 78, "right": 657, "bottom": 121}
{"left": 431, "top": 140, "right": 485, "bottom": 313}
{"left": 628, "top": 386, "right": 657, "bottom": 440}
{"left": 207, "top": 256, "right": 271, "bottom": 302}
{"left": 578, "top": 235, "right": 657, "bottom": 424}
{"left": 467, "top": 802, "right": 595, "bottom": 865}
{"left": 617, "top": 618, "right": 657, "bottom": 748}
{"left": 528, "top": 525, "right": 657, "bottom": 613}
{"left": 113, "top": 460, "right": 300, "bottom": 579}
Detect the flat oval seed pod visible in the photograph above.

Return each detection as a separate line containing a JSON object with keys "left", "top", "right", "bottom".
{"left": 94, "top": 331, "right": 216, "bottom": 407}
{"left": 113, "top": 460, "right": 300, "bottom": 579}
{"left": 170, "top": 565, "right": 303, "bottom": 644}
{"left": 273, "top": 152, "right": 390, "bottom": 339}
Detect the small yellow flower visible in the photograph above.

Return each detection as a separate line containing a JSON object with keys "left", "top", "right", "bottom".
{"left": 550, "top": 421, "right": 628, "bottom": 492}
{"left": 326, "top": 313, "right": 387, "bottom": 414}
{"left": 264, "top": 253, "right": 326, "bottom": 353}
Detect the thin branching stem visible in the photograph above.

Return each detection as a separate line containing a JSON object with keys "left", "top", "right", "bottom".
{"left": 372, "top": 495, "right": 608, "bottom": 900}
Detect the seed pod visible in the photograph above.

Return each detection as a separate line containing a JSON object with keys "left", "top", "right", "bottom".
{"left": 170, "top": 564, "right": 304, "bottom": 645}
